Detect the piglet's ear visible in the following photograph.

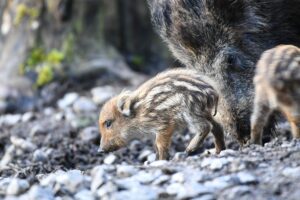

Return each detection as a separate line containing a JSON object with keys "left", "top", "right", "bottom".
{"left": 117, "top": 91, "right": 132, "bottom": 117}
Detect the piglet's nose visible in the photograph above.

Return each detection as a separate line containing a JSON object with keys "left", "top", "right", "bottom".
{"left": 97, "top": 147, "right": 104, "bottom": 153}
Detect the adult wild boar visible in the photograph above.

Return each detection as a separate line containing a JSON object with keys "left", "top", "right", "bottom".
{"left": 148, "top": 0, "right": 300, "bottom": 144}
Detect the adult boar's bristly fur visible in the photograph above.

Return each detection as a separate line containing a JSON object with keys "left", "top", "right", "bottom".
{"left": 99, "top": 69, "right": 226, "bottom": 160}
{"left": 148, "top": 0, "right": 300, "bottom": 144}
{"left": 251, "top": 45, "right": 300, "bottom": 145}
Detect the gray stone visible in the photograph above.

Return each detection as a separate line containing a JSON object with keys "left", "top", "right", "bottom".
{"left": 152, "top": 175, "right": 169, "bottom": 185}
{"left": 96, "top": 181, "right": 117, "bottom": 197}
{"left": 236, "top": 172, "right": 258, "bottom": 184}
{"left": 116, "top": 165, "right": 138, "bottom": 177}
{"left": 10, "top": 136, "right": 36, "bottom": 152}
{"left": 149, "top": 160, "right": 168, "bottom": 167}
{"left": 40, "top": 170, "right": 65, "bottom": 188}
{"left": 192, "top": 194, "right": 216, "bottom": 200}
{"left": 173, "top": 152, "right": 188, "bottom": 161}
{"left": 91, "top": 86, "right": 116, "bottom": 105}
{"left": 138, "top": 150, "right": 153, "bottom": 161}
{"left": 56, "top": 170, "right": 85, "bottom": 193}
{"left": 75, "top": 189, "right": 95, "bottom": 200}
{"left": 104, "top": 154, "right": 117, "bottom": 165}
{"left": 0, "top": 101, "right": 6, "bottom": 114}
{"left": 133, "top": 170, "right": 162, "bottom": 184}
{"left": 0, "top": 178, "right": 12, "bottom": 195}
{"left": 171, "top": 172, "right": 185, "bottom": 183}
{"left": 30, "top": 125, "right": 47, "bottom": 137}
{"left": 33, "top": 149, "right": 47, "bottom": 163}
{"left": 73, "top": 97, "right": 97, "bottom": 113}
{"left": 177, "top": 183, "right": 214, "bottom": 199}
{"left": 28, "top": 185, "right": 54, "bottom": 200}
{"left": 0, "top": 145, "right": 15, "bottom": 168}
{"left": 201, "top": 158, "right": 232, "bottom": 171}
{"left": 6, "top": 178, "right": 29, "bottom": 195}
{"left": 111, "top": 186, "right": 159, "bottom": 200}
{"left": 0, "top": 114, "right": 22, "bottom": 126}
{"left": 147, "top": 153, "right": 156, "bottom": 163}
{"left": 21, "top": 112, "right": 35, "bottom": 122}
{"left": 57, "top": 92, "right": 79, "bottom": 110}
{"left": 204, "top": 175, "right": 234, "bottom": 190}
{"left": 219, "top": 149, "right": 238, "bottom": 157}
{"left": 282, "top": 167, "right": 300, "bottom": 178}
{"left": 79, "top": 127, "right": 99, "bottom": 142}
{"left": 91, "top": 168, "right": 107, "bottom": 192}
{"left": 43, "top": 107, "right": 55, "bottom": 116}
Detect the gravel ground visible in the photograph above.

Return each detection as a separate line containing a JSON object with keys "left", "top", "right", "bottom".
{"left": 0, "top": 84, "right": 299, "bottom": 200}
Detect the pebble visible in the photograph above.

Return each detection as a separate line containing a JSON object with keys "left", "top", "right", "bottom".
{"left": 96, "top": 181, "right": 117, "bottom": 197}
{"left": 104, "top": 154, "right": 117, "bottom": 165}
{"left": 10, "top": 136, "right": 36, "bottom": 152}
{"left": 21, "top": 112, "right": 35, "bottom": 122}
{"left": 171, "top": 172, "right": 185, "bottom": 183}
{"left": 91, "top": 86, "right": 116, "bottom": 105}
{"left": 56, "top": 170, "right": 85, "bottom": 193}
{"left": 138, "top": 150, "right": 153, "bottom": 161}
{"left": 152, "top": 175, "right": 169, "bottom": 185}
{"left": 0, "top": 114, "right": 22, "bottom": 126}
{"left": 0, "top": 178, "right": 12, "bottom": 195}
{"left": 236, "top": 172, "right": 257, "bottom": 184}
{"left": 6, "top": 178, "right": 29, "bottom": 195}
{"left": 111, "top": 186, "right": 159, "bottom": 200}
{"left": 117, "top": 165, "right": 138, "bottom": 177}
{"left": 30, "top": 124, "right": 47, "bottom": 137}
{"left": 73, "top": 97, "right": 97, "bottom": 113}
{"left": 282, "top": 167, "right": 300, "bottom": 178}
{"left": 27, "top": 185, "right": 54, "bottom": 200}
{"left": 133, "top": 171, "right": 161, "bottom": 184}
{"left": 75, "top": 189, "right": 95, "bottom": 200}
{"left": 57, "top": 92, "right": 79, "bottom": 110}
{"left": 33, "top": 149, "right": 48, "bottom": 163}
{"left": 79, "top": 127, "right": 99, "bottom": 142}
{"left": 149, "top": 160, "right": 168, "bottom": 167}
{"left": 91, "top": 168, "right": 107, "bottom": 192}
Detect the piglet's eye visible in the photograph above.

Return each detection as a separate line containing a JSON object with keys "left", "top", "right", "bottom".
{"left": 104, "top": 120, "right": 113, "bottom": 129}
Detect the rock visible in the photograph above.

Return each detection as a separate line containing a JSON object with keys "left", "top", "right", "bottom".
{"left": 201, "top": 158, "right": 231, "bottom": 171}
{"left": 57, "top": 92, "right": 79, "bottom": 110}
{"left": 138, "top": 150, "right": 153, "bottom": 161}
{"left": 219, "top": 149, "right": 238, "bottom": 157}
{"left": 236, "top": 172, "right": 258, "bottom": 184}
{"left": 177, "top": 183, "right": 214, "bottom": 199}
{"left": 223, "top": 186, "right": 252, "bottom": 199}
{"left": 0, "top": 178, "right": 12, "bottom": 195}
{"left": 149, "top": 160, "right": 168, "bottom": 167}
{"left": 171, "top": 172, "right": 185, "bottom": 183}
{"left": 96, "top": 181, "right": 117, "bottom": 197}
{"left": 55, "top": 170, "right": 85, "bottom": 193}
{"left": 79, "top": 127, "right": 99, "bottom": 143}
{"left": 116, "top": 165, "right": 138, "bottom": 177}
{"left": 133, "top": 170, "right": 162, "bottom": 184}
{"left": 0, "top": 145, "right": 15, "bottom": 168}
{"left": 91, "top": 168, "right": 107, "bottom": 192}
{"left": 193, "top": 194, "right": 216, "bottom": 200}
{"left": 43, "top": 107, "right": 55, "bottom": 116}
{"left": 147, "top": 153, "right": 157, "bottom": 163}
{"left": 30, "top": 125, "right": 47, "bottom": 137}
{"left": 6, "top": 178, "right": 29, "bottom": 195}
{"left": 282, "top": 167, "right": 300, "bottom": 178}
{"left": 111, "top": 186, "right": 159, "bottom": 200}
{"left": 204, "top": 175, "right": 235, "bottom": 190}
{"left": 173, "top": 152, "right": 188, "bottom": 161}
{"left": 10, "top": 136, "right": 36, "bottom": 152}
{"left": 33, "top": 149, "right": 47, "bottom": 163}
{"left": 104, "top": 154, "right": 117, "bottom": 165}
{"left": 152, "top": 175, "right": 169, "bottom": 185}
{"left": 73, "top": 97, "right": 97, "bottom": 113}
{"left": 40, "top": 170, "right": 65, "bottom": 188}
{"left": 27, "top": 185, "right": 54, "bottom": 200}
{"left": 21, "top": 112, "right": 35, "bottom": 122}
{"left": 91, "top": 86, "right": 116, "bottom": 105}
{"left": 75, "top": 189, "right": 95, "bottom": 200}
{"left": 0, "top": 114, "right": 22, "bottom": 126}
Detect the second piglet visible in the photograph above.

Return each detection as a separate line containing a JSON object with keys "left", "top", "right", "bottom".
{"left": 98, "top": 69, "right": 226, "bottom": 160}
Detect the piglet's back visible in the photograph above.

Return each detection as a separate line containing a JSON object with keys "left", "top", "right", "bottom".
{"left": 131, "top": 68, "right": 219, "bottom": 116}
{"left": 255, "top": 45, "right": 300, "bottom": 92}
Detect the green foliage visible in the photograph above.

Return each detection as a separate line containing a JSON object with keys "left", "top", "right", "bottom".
{"left": 20, "top": 48, "right": 65, "bottom": 88}
{"left": 14, "top": 4, "right": 39, "bottom": 25}
{"left": 62, "top": 34, "right": 75, "bottom": 61}
{"left": 36, "top": 64, "right": 54, "bottom": 87}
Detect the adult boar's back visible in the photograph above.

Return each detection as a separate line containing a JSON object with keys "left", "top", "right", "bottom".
{"left": 148, "top": 0, "right": 300, "bottom": 144}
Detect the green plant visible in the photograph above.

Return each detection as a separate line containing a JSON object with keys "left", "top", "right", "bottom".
{"left": 14, "top": 3, "right": 39, "bottom": 25}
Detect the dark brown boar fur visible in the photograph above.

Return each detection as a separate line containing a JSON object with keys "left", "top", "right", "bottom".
{"left": 148, "top": 0, "right": 300, "bottom": 144}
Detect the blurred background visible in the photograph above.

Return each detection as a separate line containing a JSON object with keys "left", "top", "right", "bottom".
{"left": 0, "top": 0, "right": 173, "bottom": 114}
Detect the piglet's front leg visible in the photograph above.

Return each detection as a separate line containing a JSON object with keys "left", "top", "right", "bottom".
{"left": 155, "top": 126, "right": 174, "bottom": 160}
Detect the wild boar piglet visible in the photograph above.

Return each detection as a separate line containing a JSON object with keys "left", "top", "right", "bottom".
{"left": 251, "top": 45, "right": 300, "bottom": 145}
{"left": 98, "top": 68, "right": 226, "bottom": 160}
